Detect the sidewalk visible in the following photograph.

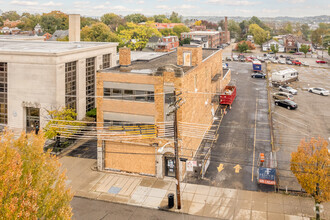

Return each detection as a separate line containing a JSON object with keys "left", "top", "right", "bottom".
{"left": 60, "top": 157, "right": 330, "bottom": 220}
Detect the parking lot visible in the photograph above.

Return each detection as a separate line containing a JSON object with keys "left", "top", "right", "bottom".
{"left": 269, "top": 64, "right": 330, "bottom": 191}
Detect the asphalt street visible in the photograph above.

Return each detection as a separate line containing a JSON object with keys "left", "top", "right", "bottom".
{"left": 67, "top": 139, "right": 97, "bottom": 159}
{"left": 203, "top": 62, "right": 273, "bottom": 191}
{"left": 71, "top": 197, "right": 215, "bottom": 220}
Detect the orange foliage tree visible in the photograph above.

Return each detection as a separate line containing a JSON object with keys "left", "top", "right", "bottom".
{"left": 235, "top": 40, "right": 256, "bottom": 50}
{"left": 291, "top": 137, "right": 329, "bottom": 220}
{"left": 0, "top": 130, "right": 73, "bottom": 219}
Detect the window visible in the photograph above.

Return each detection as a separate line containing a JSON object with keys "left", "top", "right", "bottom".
{"left": 103, "top": 54, "right": 111, "bottom": 69}
{"left": 103, "top": 88, "right": 154, "bottom": 102}
{"left": 0, "top": 63, "right": 7, "bottom": 124}
{"left": 65, "top": 61, "right": 77, "bottom": 110}
{"left": 86, "top": 57, "right": 95, "bottom": 112}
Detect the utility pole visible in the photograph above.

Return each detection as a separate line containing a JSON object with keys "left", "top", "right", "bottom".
{"left": 167, "top": 90, "right": 185, "bottom": 210}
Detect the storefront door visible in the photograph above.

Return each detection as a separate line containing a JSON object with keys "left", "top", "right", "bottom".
{"left": 26, "top": 107, "right": 40, "bottom": 133}
{"left": 165, "top": 156, "right": 176, "bottom": 177}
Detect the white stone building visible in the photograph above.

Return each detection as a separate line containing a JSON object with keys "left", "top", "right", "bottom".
{"left": 0, "top": 40, "right": 118, "bottom": 132}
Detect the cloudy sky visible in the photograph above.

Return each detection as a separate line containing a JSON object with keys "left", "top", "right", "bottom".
{"left": 0, "top": 0, "right": 329, "bottom": 17}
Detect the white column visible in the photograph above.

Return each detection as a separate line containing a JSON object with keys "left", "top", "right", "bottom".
{"left": 76, "top": 59, "right": 86, "bottom": 120}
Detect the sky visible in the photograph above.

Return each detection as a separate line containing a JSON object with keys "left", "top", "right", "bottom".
{"left": 0, "top": 0, "right": 329, "bottom": 17}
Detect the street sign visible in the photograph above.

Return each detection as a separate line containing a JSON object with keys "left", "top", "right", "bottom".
{"left": 233, "top": 164, "right": 242, "bottom": 173}
{"left": 217, "top": 163, "right": 224, "bottom": 172}
{"left": 258, "top": 167, "right": 276, "bottom": 185}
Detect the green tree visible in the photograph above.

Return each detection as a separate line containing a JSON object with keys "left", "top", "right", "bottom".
{"left": 80, "top": 16, "right": 98, "bottom": 29}
{"left": 124, "top": 13, "right": 147, "bottom": 23}
{"left": 169, "top": 11, "right": 182, "bottom": 23}
{"left": 1, "top": 11, "right": 20, "bottom": 21}
{"left": 101, "top": 13, "right": 126, "bottom": 31}
{"left": 179, "top": 38, "right": 191, "bottom": 46}
{"left": 237, "top": 42, "right": 249, "bottom": 53}
{"left": 228, "top": 20, "right": 241, "bottom": 41}
{"left": 0, "top": 130, "right": 73, "bottom": 219}
{"left": 284, "top": 22, "right": 293, "bottom": 34}
{"left": 172, "top": 25, "right": 190, "bottom": 38}
{"left": 270, "top": 44, "right": 279, "bottom": 55}
{"left": 328, "top": 46, "right": 330, "bottom": 56}
{"left": 44, "top": 107, "right": 85, "bottom": 140}
{"left": 153, "top": 14, "right": 167, "bottom": 23}
{"left": 118, "top": 22, "right": 161, "bottom": 50}
{"left": 57, "top": 36, "right": 69, "bottom": 41}
{"left": 81, "top": 22, "right": 120, "bottom": 42}
{"left": 40, "top": 14, "right": 61, "bottom": 34}
{"left": 17, "top": 13, "right": 41, "bottom": 31}
{"left": 299, "top": 44, "right": 310, "bottom": 58}
{"left": 249, "top": 23, "right": 270, "bottom": 45}
{"left": 239, "top": 20, "right": 249, "bottom": 40}
{"left": 301, "top": 24, "right": 310, "bottom": 40}
{"left": 291, "top": 137, "right": 329, "bottom": 220}
{"left": 160, "top": 28, "right": 175, "bottom": 36}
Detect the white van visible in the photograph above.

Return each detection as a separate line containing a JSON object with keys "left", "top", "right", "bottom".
{"left": 271, "top": 68, "right": 298, "bottom": 83}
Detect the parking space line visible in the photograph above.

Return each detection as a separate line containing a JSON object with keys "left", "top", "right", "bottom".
{"left": 252, "top": 98, "right": 258, "bottom": 182}
{"left": 256, "top": 139, "right": 271, "bottom": 142}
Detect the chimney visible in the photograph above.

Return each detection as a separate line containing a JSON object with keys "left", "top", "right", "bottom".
{"left": 177, "top": 45, "right": 202, "bottom": 67}
{"left": 225, "top": 16, "right": 228, "bottom": 43}
{"left": 69, "top": 14, "right": 80, "bottom": 42}
{"left": 119, "top": 47, "right": 131, "bottom": 66}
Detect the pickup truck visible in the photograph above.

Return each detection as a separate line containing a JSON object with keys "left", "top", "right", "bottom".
{"left": 292, "top": 60, "right": 301, "bottom": 65}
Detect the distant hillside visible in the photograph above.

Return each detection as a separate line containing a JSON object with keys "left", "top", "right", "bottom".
{"left": 183, "top": 15, "right": 330, "bottom": 24}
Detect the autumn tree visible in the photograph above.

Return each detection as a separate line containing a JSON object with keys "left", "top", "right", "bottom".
{"left": 270, "top": 44, "right": 279, "bottom": 55}
{"left": 160, "top": 28, "right": 175, "bottom": 36}
{"left": 81, "top": 22, "right": 120, "bottom": 42}
{"left": 194, "top": 20, "right": 202, "bottom": 26}
{"left": 235, "top": 40, "right": 255, "bottom": 51}
{"left": 17, "top": 13, "right": 41, "bottom": 31}
{"left": 249, "top": 23, "right": 270, "bottom": 45}
{"left": 44, "top": 107, "right": 85, "bottom": 140}
{"left": 291, "top": 137, "right": 329, "bottom": 220}
{"left": 237, "top": 41, "right": 249, "bottom": 53}
{"left": 299, "top": 44, "right": 310, "bottom": 58}
{"left": 0, "top": 130, "right": 73, "bottom": 219}
{"left": 118, "top": 22, "right": 161, "bottom": 50}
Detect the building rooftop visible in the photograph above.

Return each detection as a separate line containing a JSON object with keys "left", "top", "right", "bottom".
{"left": 104, "top": 49, "right": 219, "bottom": 74}
{"left": 182, "top": 31, "right": 220, "bottom": 35}
{"left": 0, "top": 40, "right": 118, "bottom": 54}
{"left": 0, "top": 35, "right": 45, "bottom": 40}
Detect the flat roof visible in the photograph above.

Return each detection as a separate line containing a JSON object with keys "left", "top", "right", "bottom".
{"left": 0, "top": 40, "right": 118, "bottom": 54}
{"left": 0, "top": 35, "right": 44, "bottom": 40}
{"left": 182, "top": 31, "right": 220, "bottom": 35}
{"left": 104, "top": 49, "right": 219, "bottom": 74}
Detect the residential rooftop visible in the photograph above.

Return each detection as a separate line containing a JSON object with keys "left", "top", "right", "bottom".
{"left": 0, "top": 35, "right": 44, "bottom": 40}
{"left": 0, "top": 40, "right": 118, "bottom": 54}
{"left": 104, "top": 48, "right": 219, "bottom": 74}
{"left": 182, "top": 31, "right": 220, "bottom": 35}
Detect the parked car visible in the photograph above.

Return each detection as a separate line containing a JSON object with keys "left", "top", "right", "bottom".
{"left": 292, "top": 60, "right": 302, "bottom": 65}
{"left": 280, "top": 55, "right": 285, "bottom": 58}
{"left": 279, "top": 85, "right": 298, "bottom": 94}
{"left": 301, "top": 61, "right": 309, "bottom": 66}
{"left": 246, "top": 57, "right": 253, "bottom": 62}
{"left": 275, "top": 99, "right": 298, "bottom": 110}
{"left": 226, "top": 57, "right": 232, "bottom": 61}
{"left": 268, "top": 51, "right": 274, "bottom": 54}
{"left": 308, "top": 87, "right": 329, "bottom": 96}
{"left": 222, "top": 63, "right": 229, "bottom": 69}
{"left": 286, "top": 56, "right": 292, "bottom": 60}
{"left": 271, "top": 59, "right": 278, "bottom": 64}
{"left": 273, "top": 92, "right": 294, "bottom": 100}
{"left": 233, "top": 55, "right": 239, "bottom": 61}
{"left": 293, "top": 52, "right": 303, "bottom": 55}
{"left": 251, "top": 72, "right": 266, "bottom": 78}
{"left": 316, "top": 60, "right": 327, "bottom": 64}
{"left": 279, "top": 60, "right": 285, "bottom": 64}
{"left": 286, "top": 60, "right": 293, "bottom": 65}
{"left": 239, "top": 58, "right": 246, "bottom": 62}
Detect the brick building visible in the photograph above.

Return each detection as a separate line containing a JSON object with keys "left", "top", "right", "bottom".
{"left": 155, "top": 36, "right": 179, "bottom": 52}
{"left": 181, "top": 31, "right": 221, "bottom": 48}
{"left": 96, "top": 45, "right": 231, "bottom": 180}
{"left": 154, "top": 23, "right": 185, "bottom": 31}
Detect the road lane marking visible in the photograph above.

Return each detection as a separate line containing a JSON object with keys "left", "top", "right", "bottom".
{"left": 252, "top": 98, "right": 258, "bottom": 182}
{"left": 256, "top": 139, "right": 271, "bottom": 142}
{"left": 217, "top": 163, "right": 224, "bottom": 172}
{"left": 234, "top": 164, "right": 242, "bottom": 173}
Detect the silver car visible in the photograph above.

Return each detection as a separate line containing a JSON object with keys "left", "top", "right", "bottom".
{"left": 279, "top": 85, "right": 298, "bottom": 95}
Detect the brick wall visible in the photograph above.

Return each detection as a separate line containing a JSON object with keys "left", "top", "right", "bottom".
{"left": 119, "top": 47, "right": 131, "bottom": 66}
{"left": 177, "top": 46, "right": 203, "bottom": 66}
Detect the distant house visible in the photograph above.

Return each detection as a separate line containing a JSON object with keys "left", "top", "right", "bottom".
{"left": 155, "top": 36, "right": 179, "bottom": 52}
{"left": 190, "top": 36, "right": 209, "bottom": 48}
{"left": 3, "top": 19, "right": 21, "bottom": 28}
{"left": 191, "top": 25, "right": 206, "bottom": 31}
{"left": 49, "top": 30, "right": 68, "bottom": 41}
{"left": 262, "top": 39, "right": 285, "bottom": 52}
{"left": 0, "top": 26, "right": 20, "bottom": 35}
{"left": 284, "top": 34, "right": 297, "bottom": 52}
{"left": 296, "top": 38, "right": 314, "bottom": 52}
{"left": 145, "top": 36, "right": 161, "bottom": 49}
{"left": 247, "top": 35, "right": 254, "bottom": 42}
{"left": 34, "top": 24, "right": 42, "bottom": 35}
{"left": 181, "top": 31, "right": 221, "bottom": 48}
{"left": 154, "top": 23, "right": 185, "bottom": 31}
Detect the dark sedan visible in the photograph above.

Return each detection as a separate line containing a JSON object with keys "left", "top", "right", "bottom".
{"left": 275, "top": 99, "right": 297, "bottom": 110}
{"left": 251, "top": 72, "right": 266, "bottom": 78}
